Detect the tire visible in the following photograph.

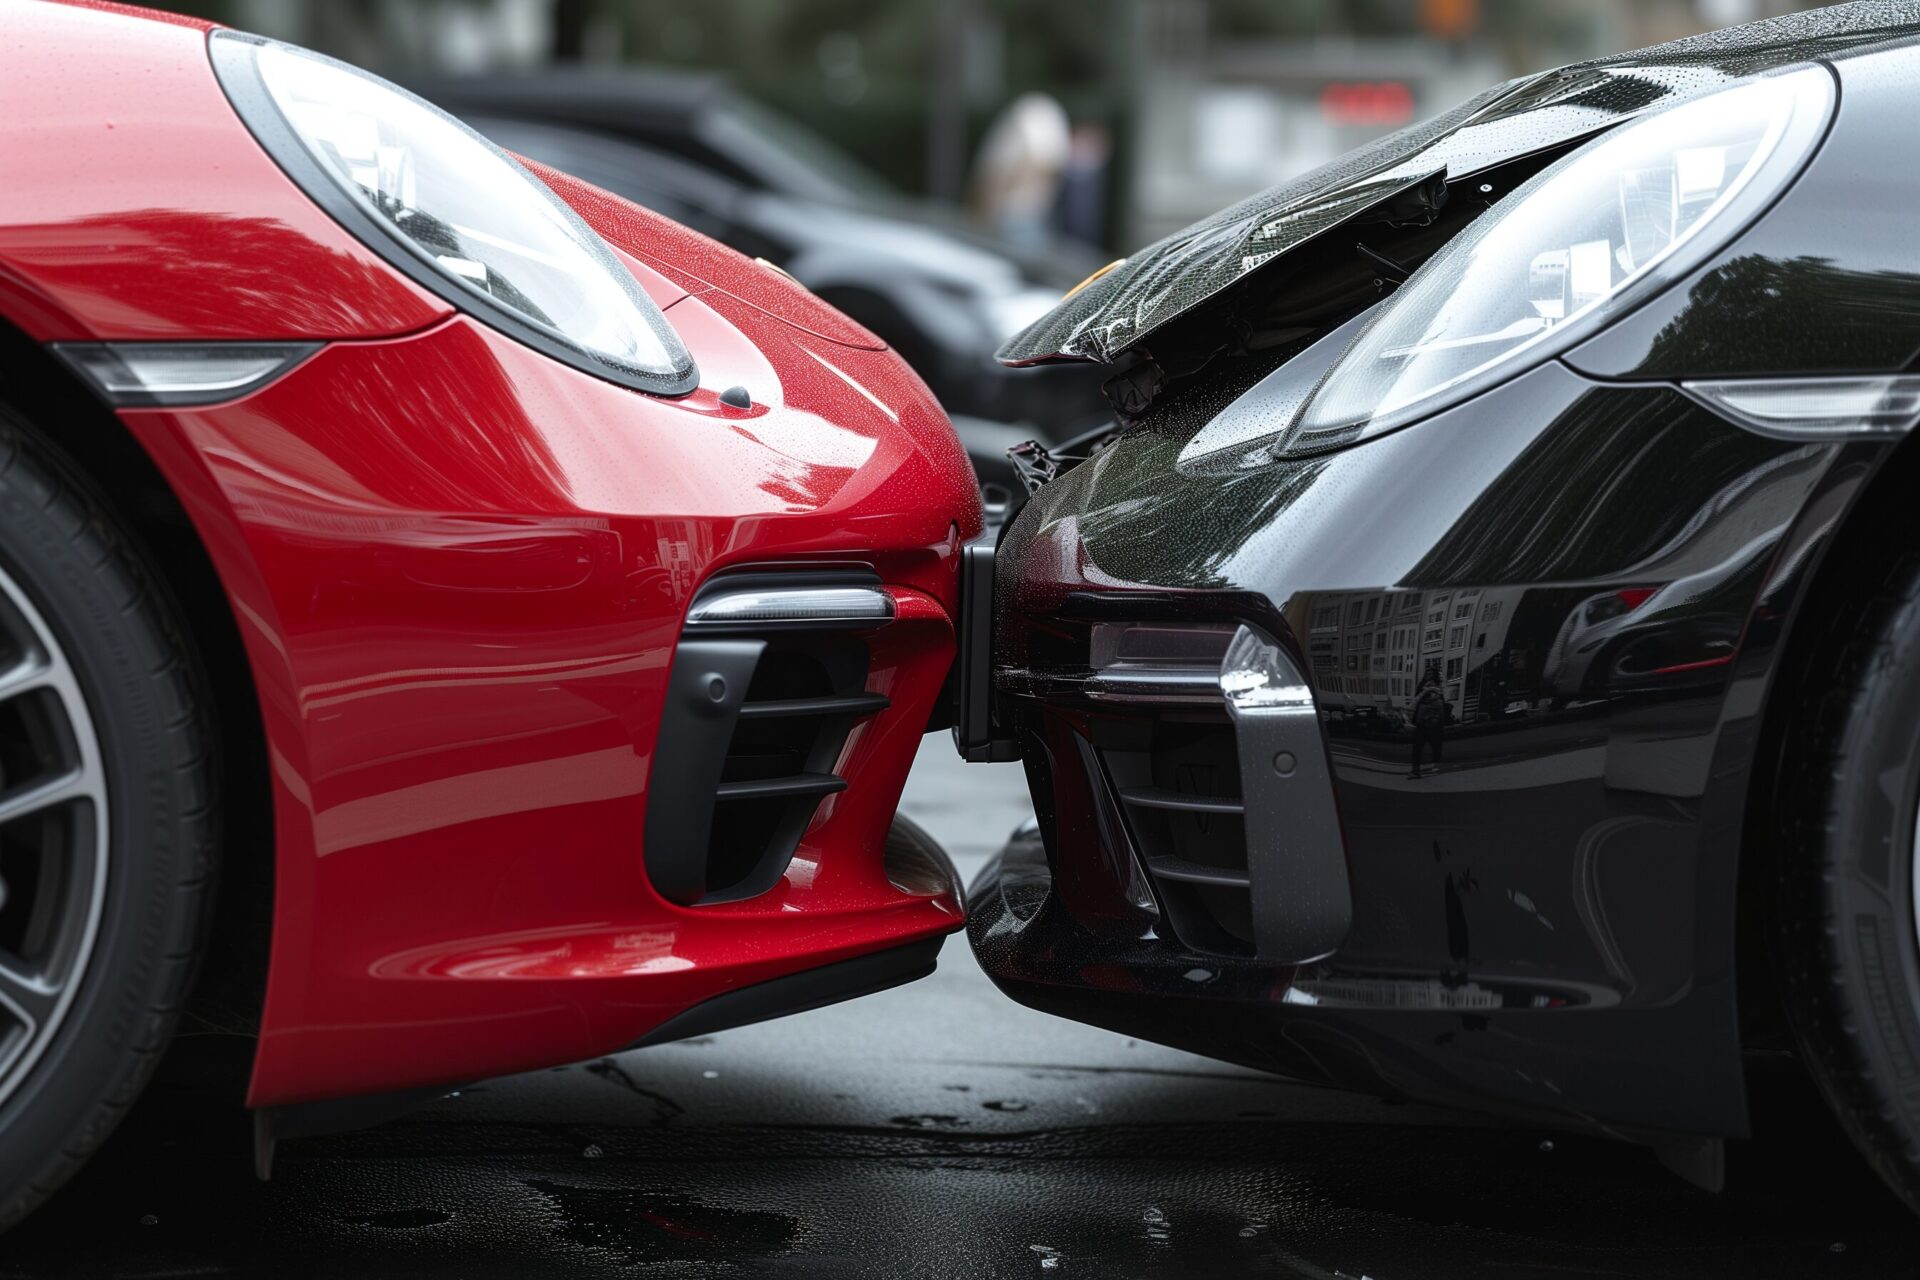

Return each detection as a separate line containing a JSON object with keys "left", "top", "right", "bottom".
{"left": 0, "top": 403, "right": 216, "bottom": 1233}
{"left": 1776, "top": 543, "right": 1920, "bottom": 1216}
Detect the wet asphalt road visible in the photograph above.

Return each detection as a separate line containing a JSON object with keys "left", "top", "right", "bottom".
{"left": 3, "top": 739, "right": 1917, "bottom": 1278}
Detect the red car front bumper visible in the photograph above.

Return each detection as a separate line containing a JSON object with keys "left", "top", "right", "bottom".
{"left": 125, "top": 301, "right": 975, "bottom": 1108}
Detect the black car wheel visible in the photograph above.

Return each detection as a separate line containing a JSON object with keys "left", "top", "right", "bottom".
{"left": 0, "top": 402, "right": 216, "bottom": 1232}
{"left": 1778, "top": 545, "right": 1920, "bottom": 1215}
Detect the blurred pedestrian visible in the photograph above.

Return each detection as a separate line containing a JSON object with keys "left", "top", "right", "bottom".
{"left": 1409, "top": 670, "right": 1447, "bottom": 778}
{"left": 970, "top": 91, "right": 1070, "bottom": 254}
{"left": 1055, "top": 119, "right": 1112, "bottom": 248}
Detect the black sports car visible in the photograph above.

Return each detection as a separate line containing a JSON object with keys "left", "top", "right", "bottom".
{"left": 957, "top": 3, "right": 1920, "bottom": 1211}
{"left": 414, "top": 71, "right": 1111, "bottom": 505}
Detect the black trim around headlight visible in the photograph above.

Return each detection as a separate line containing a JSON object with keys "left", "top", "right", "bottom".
{"left": 208, "top": 30, "right": 698, "bottom": 398}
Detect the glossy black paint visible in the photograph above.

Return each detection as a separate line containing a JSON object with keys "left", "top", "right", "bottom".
{"left": 968, "top": 37, "right": 1920, "bottom": 1142}
{"left": 979, "top": 365, "right": 1846, "bottom": 1137}
{"left": 1569, "top": 42, "right": 1920, "bottom": 378}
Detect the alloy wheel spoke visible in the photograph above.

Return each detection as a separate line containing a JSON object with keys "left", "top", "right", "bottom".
{"left": 0, "top": 655, "right": 53, "bottom": 708}
{"left": 0, "top": 769, "right": 90, "bottom": 829}
{"left": 0, "top": 955, "right": 57, "bottom": 1035}
{"left": 0, "top": 563, "right": 103, "bottom": 1112}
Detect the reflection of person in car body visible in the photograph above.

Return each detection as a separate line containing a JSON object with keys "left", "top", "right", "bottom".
{"left": 1409, "top": 669, "right": 1447, "bottom": 778}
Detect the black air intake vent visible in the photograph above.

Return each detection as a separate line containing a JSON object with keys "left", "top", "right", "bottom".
{"left": 1062, "top": 622, "right": 1258, "bottom": 956}
{"left": 1039, "top": 616, "right": 1350, "bottom": 963}
{"left": 646, "top": 572, "right": 891, "bottom": 905}
{"left": 1100, "top": 716, "right": 1254, "bottom": 956}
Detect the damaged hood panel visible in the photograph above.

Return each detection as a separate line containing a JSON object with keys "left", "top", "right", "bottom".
{"left": 998, "top": 1, "right": 1920, "bottom": 368}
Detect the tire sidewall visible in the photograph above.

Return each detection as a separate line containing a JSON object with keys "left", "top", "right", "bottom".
{"left": 1821, "top": 606, "right": 1920, "bottom": 1171}
{"left": 0, "top": 431, "right": 202, "bottom": 1220}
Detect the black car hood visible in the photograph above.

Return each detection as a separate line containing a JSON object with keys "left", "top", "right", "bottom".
{"left": 997, "top": 1, "right": 1920, "bottom": 367}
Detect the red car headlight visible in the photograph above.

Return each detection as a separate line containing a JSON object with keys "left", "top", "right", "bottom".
{"left": 211, "top": 31, "right": 696, "bottom": 397}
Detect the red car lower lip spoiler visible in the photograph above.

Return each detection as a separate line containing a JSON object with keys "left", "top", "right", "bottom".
{"left": 251, "top": 929, "right": 949, "bottom": 1173}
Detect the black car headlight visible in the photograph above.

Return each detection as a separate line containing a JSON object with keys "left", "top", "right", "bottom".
{"left": 1278, "top": 66, "right": 1833, "bottom": 455}
{"left": 212, "top": 32, "right": 696, "bottom": 396}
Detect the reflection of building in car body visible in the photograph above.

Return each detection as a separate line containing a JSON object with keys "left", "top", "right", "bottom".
{"left": 1305, "top": 586, "right": 1524, "bottom": 723}
{"left": 1302, "top": 437, "right": 1831, "bottom": 722}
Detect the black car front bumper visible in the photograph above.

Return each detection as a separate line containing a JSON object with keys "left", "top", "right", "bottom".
{"left": 961, "top": 34, "right": 1920, "bottom": 1145}
{"left": 959, "top": 357, "right": 1893, "bottom": 1141}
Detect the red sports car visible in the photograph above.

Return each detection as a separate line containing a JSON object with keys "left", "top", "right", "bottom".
{"left": 0, "top": 0, "right": 976, "bottom": 1228}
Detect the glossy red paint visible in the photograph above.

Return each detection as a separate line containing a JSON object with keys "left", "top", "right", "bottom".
{"left": 2, "top": 1, "right": 981, "bottom": 1108}
{"left": 0, "top": 2, "right": 449, "bottom": 343}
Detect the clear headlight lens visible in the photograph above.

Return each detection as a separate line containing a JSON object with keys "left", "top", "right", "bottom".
{"left": 1284, "top": 67, "right": 1832, "bottom": 453}
{"left": 214, "top": 34, "right": 695, "bottom": 395}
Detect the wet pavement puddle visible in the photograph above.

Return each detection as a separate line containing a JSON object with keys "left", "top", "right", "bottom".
{"left": 1, "top": 743, "right": 1912, "bottom": 1277}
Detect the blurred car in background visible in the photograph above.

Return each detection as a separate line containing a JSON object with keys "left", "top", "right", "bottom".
{"left": 416, "top": 71, "right": 1114, "bottom": 507}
